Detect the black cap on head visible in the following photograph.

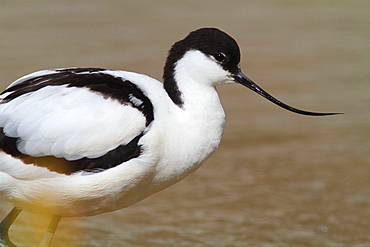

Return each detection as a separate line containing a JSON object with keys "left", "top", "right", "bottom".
{"left": 165, "top": 28, "right": 241, "bottom": 75}
{"left": 164, "top": 28, "right": 341, "bottom": 116}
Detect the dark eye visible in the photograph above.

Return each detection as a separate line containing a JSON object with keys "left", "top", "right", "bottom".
{"left": 213, "top": 53, "right": 226, "bottom": 62}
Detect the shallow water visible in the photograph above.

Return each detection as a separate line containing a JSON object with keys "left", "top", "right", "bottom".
{"left": 0, "top": 1, "right": 369, "bottom": 246}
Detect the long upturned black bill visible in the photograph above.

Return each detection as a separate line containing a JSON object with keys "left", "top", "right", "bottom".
{"left": 233, "top": 72, "right": 341, "bottom": 116}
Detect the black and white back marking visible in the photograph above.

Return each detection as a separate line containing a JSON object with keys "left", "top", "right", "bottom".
{"left": 0, "top": 68, "right": 154, "bottom": 175}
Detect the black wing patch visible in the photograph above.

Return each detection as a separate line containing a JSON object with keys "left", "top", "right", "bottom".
{"left": 1, "top": 68, "right": 154, "bottom": 125}
{"left": 0, "top": 129, "right": 143, "bottom": 175}
{"left": 0, "top": 68, "right": 155, "bottom": 175}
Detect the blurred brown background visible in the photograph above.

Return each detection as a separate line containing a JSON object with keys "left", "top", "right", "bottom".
{"left": 0, "top": 1, "right": 369, "bottom": 246}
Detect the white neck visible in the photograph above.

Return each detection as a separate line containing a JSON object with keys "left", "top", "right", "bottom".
{"left": 152, "top": 51, "right": 227, "bottom": 186}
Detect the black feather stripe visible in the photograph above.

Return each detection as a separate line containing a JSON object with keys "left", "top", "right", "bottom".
{"left": 0, "top": 128, "right": 143, "bottom": 175}
{"left": 0, "top": 68, "right": 155, "bottom": 174}
{"left": 1, "top": 68, "right": 154, "bottom": 125}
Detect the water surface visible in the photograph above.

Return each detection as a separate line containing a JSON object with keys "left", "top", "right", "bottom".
{"left": 0, "top": 1, "right": 369, "bottom": 246}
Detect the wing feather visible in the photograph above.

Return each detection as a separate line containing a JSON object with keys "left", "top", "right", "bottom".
{"left": 0, "top": 69, "right": 151, "bottom": 163}
{"left": 1, "top": 86, "right": 146, "bottom": 160}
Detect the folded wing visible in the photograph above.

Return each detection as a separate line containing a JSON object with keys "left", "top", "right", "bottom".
{"left": 0, "top": 68, "right": 154, "bottom": 174}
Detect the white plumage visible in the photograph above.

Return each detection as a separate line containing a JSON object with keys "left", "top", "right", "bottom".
{"left": 0, "top": 28, "right": 337, "bottom": 247}
{"left": 0, "top": 66, "right": 225, "bottom": 215}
